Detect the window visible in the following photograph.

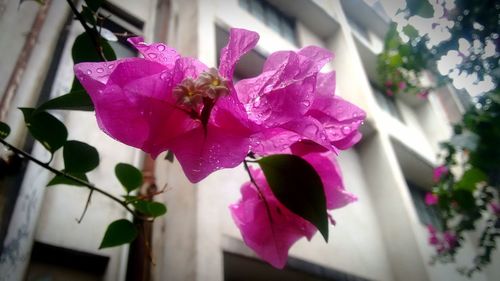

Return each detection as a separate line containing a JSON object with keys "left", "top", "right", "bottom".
{"left": 407, "top": 181, "right": 444, "bottom": 230}
{"left": 239, "top": 0, "right": 297, "bottom": 44}
{"left": 348, "top": 18, "right": 370, "bottom": 42}
{"left": 373, "top": 86, "right": 404, "bottom": 122}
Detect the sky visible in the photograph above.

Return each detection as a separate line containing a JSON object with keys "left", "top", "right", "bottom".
{"left": 363, "top": 0, "right": 496, "bottom": 96}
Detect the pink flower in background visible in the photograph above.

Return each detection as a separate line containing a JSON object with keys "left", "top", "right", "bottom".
{"left": 236, "top": 49, "right": 366, "bottom": 156}
{"left": 74, "top": 28, "right": 259, "bottom": 182}
{"left": 426, "top": 225, "right": 457, "bottom": 253}
{"left": 230, "top": 147, "right": 356, "bottom": 268}
{"left": 398, "top": 81, "right": 407, "bottom": 91}
{"left": 417, "top": 90, "right": 429, "bottom": 100}
{"left": 425, "top": 192, "right": 439, "bottom": 205}
{"left": 443, "top": 231, "right": 457, "bottom": 248}
{"left": 433, "top": 165, "right": 448, "bottom": 182}
{"left": 490, "top": 202, "right": 500, "bottom": 215}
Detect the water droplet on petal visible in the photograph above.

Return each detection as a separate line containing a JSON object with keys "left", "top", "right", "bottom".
{"left": 305, "top": 124, "right": 319, "bottom": 135}
{"left": 157, "top": 44, "right": 166, "bottom": 51}
{"left": 148, "top": 53, "right": 158, "bottom": 59}
{"left": 341, "top": 126, "right": 351, "bottom": 135}
{"left": 352, "top": 112, "right": 358, "bottom": 118}
{"left": 86, "top": 70, "right": 92, "bottom": 75}
{"left": 108, "top": 64, "right": 115, "bottom": 69}
{"left": 96, "top": 68, "right": 104, "bottom": 73}
{"left": 302, "top": 100, "right": 311, "bottom": 107}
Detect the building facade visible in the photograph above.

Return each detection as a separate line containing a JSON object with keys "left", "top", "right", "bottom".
{"left": 0, "top": 0, "right": 498, "bottom": 280}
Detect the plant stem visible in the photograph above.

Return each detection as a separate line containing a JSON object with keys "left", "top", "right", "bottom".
{"left": 65, "top": 0, "right": 106, "bottom": 61}
{"left": 0, "top": 138, "right": 144, "bottom": 219}
{"left": 243, "top": 159, "right": 274, "bottom": 222}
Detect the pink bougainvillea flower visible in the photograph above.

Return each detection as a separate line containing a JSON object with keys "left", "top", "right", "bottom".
{"left": 235, "top": 48, "right": 365, "bottom": 156}
{"left": 230, "top": 147, "right": 356, "bottom": 268}
{"left": 490, "top": 202, "right": 500, "bottom": 216}
{"left": 74, "top": 28, "right": 259, "bottom": 182}
{"left": 433, "top": 165, "right": 448, "bottom": 182}
{"left": 425, "top": 192, "right": 439, "bottom": 205}
{"left": 417, "top": 90, "right": 429, "bottom": 100}
{"left": 443, "top": 231, "right": 457, "bottom": 248}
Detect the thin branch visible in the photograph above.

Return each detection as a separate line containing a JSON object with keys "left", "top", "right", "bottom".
{"left": 243, "top": 160, "right": 274, "bottom": 221}
{"left": 65, "top": 0, "right": 106, "bottom": 61}
{"left": 77, "top": 188, "right": 93, "bottom": 223}
{"left": 0, "top": 138, "right": 149, "bottom": 220}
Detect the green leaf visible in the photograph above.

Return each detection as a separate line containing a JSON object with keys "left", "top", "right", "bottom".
{"left": 455, "top": 168, "right": 487, "bottom": 191}
{"left": 72, "top": 33, "right": 116, "bottom": 63}
{"left": 389, "top": 54, "right": 403, "bottom": 67}
{"left": 85, "top": 0, "right": 104, "bottom": 12}
{"left": 81, "top": 5, "right": 96, "bottom": 26}
{"left": 99, "top": 219, "right": 138, "bottom": 249}
{"left": 257, "top": 154, "right": 328, "bottom": 241}
{"left": 47, "top": 171, "right": 89, "bottom": 187}
{"left": 122, "top": 195, "right": 139, "bottom": 204}
{"left": 164, "top": 150, "right": 174, "bottom": 163}
{"left": 36, "top": 90, "right": 94, "bottom": 112}
{"left": 0, "top": 122, "right": 10, "bottom": 139}
{"left": 407, "top": 0, "right": 434, "bottom": 18}
{"left": 63, "top": 141, "right": 99, "bottom": 173}
{"left": 133, "top": 200, "right": 167, "bottom": 217}
{"left": 19, "top": 108, "right": 68, "bottom": 153}
{"left": 402, "top": 25, "right": 419, "bottom": 39}
{"left": 115, "top": 163, "right": 143, "bottom": 193}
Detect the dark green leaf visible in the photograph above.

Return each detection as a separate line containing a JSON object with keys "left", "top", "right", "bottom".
{"left": 407, "top": 0, "right": 434, "bottom": 18}
{"left": 0, "top": 122, "right": 10, "bottom": 139}
{"left": 63, "top": 140, "right": 99, "bottom": 173}
{"left": 133, "top": 200, "right": 167, "bottom": 217}
{"left": 402, "top": 25, "right": 419, "bottom": 39}
{"left": 36, "top": 90, "right": 94, "bottom": 112}
{"left": 122, "top": 195, "right": 139, "bottom": 204}
{"left": 99, "top": 219, "right": 137, "bottom": 249}
{"left": 85, "top": 0, "right": 104, "bottom": 12}
{"left": 455, "top": 168, "right": 487, "bottom": 191}
{"left": 47, "top": 171, "right": 89, "bottom": 187}
{"left": 72, "top": 33, "right": 116, "bottom": 63}
{"left": 81, "top": 5, "right": 96, "bottom": 26}
{"left": 70, "top": 78, "right": 85, "bottom": 92}
{"left": 115, "top": 163, "right": 143, "bottom": 193}
{"left": 165, "top": 150, "right": 174, "bottom": 163}
{"left": 257, "top": 154, "right": 328, "bottom": 241}
{"left": 19, "top": 108, "right": 68, "bottom": 153}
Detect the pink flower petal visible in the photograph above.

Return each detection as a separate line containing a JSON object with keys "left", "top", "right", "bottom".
{"left": 229, "top": 168, "right": 316, "bottom": 268}
{"left": 127, "top": 37, "right": 180, "bottom": 67}
{"left": 218, "top": 28, "right": 259, "bottom": 80}
{"left": 300, "top": 151, "right": 357, "bottom": 209}
{"left": 425, "top": 193, "right": 439, "bottom": 205}
{"left": 169, "top": 123, "right": 250, "bottom": 183}
{"left": 433, "top": 165, "right": 448, "bottom": 182}
{"left": 76, "top": 58, "right": 199, "bottom": 155}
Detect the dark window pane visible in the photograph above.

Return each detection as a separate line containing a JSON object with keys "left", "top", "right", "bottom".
{"left": 239, "top": 0, "right": 297, "bottom": 44}
{"left": 249, "top": 0, "right": 265, "bottom": 21}
{"left": 407, "top": 181, "right": 444, "bottom": 230}
{"left": 280, "top": 18, "right": 296, "bottom": 44}
{"left": 265, "top": 7, "right": 281, "bottom": 34}
{"left": 239, "top": 0, "right": 250, "bottom": 10}
{"left": 373, "top": 87, "right": 404, "bottom": 122}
